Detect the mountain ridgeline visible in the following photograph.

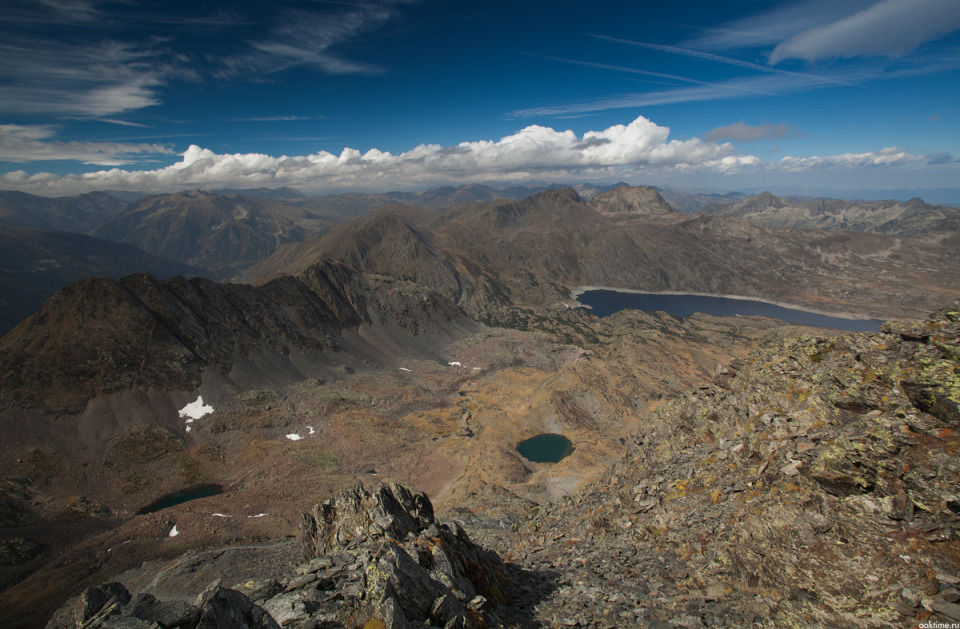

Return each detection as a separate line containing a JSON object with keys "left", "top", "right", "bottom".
{"left": 3, "top": 185, "right": 959, "bottom": 414}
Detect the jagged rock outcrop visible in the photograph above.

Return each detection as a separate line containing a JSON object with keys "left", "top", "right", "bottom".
{"left": 294, "top": 482, "right": 509, "bottom": 628}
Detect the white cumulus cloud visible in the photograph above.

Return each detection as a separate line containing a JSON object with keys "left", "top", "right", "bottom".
{"left": 0, "top": 116, "right": 939, "bottom": 196}
{"left": 0, "top": 116, "right": 741, "bottom": 195}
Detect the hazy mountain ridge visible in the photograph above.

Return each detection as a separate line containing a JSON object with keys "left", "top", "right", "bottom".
{"left": 0, "top": 190, "right": 130, "bottom": 233}
{"left": 702, "top": 191, "right": 960, "bottom": 236}
{"left": 2, "top": 183, "right": 954, "bottom": 336}
{"left": 0, "top": 225, "right": 204, "bottom": 335}
{"left": 91, "top": 190, "right": 341, "bottom": 280}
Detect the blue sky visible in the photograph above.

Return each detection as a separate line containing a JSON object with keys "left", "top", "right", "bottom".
{"left": 1, "top": 0, "right": 959, "bottom": 196}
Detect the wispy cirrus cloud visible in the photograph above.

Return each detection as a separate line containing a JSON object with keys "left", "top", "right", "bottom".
{"left": 769, "top": 0, "right": 960, "bottom": 64}
{"left": 0, "top": 124, "right": 173, "bottom": 165}
{"left": 509, "top": 70, "right": 864, "bottom": 118}
{"left": 590, "top": 34, "right": 854, "bottom": 87}
{"left": 0, "top": 0, "right": 416, "bottom": 119}
{"left": 219, "top": 1, "right": 415, "bottom": 77}
{"left": 681, "top": 0, "right": 877, "bottom": 52}
{"left": 230, "top": 115, "right": 325, "bottom": 122}
{"left": 0, "top": 115, "right": 941, "bottom": 196}
{"left": 0, "top": 36, "right": 167, "bottom": 117}
{"left": 525, "top": 54, "right": 784, "bottom": 97}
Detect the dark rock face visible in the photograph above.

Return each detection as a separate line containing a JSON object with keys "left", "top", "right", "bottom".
{"left": 44, "top": 581, "right": 277, "bottom": 629}
{"left": 0, "top": 260, "right": 465, "bottom": 415}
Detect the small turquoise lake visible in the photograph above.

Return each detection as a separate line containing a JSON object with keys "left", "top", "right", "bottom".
{"left": 517, "top": 433, "right": 574, "bottom": 463}
{"left": 136, "top": 483, "right": 224, "bottom": 514}
{"left": 575, "top": 289, "right": 882, "bottom": 332}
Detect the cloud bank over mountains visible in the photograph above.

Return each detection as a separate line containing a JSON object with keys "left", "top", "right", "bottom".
{"left": 0, "top": 116, "right": 938, "bottom": 196}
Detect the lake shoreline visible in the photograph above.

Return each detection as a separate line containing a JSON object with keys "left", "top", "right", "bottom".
{"left": 570, "top": 286, "right": 885, "bottom": 323}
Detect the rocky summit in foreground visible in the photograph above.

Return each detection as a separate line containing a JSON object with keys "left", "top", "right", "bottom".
{"left": 40, "top": 306, "right": 960, "bottom": 628}
{"left": 46, "top": 482, "right": 509, "bottom": 629}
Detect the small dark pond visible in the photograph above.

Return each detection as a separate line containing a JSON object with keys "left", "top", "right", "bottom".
{"left": 576, "top": 290, "right": 883, "bottom": 332}
{"left": 136, "top": 483, "right": 224, "bottom": 515}
{"left": 517, "top": 433, "right": 574, "bottom": 463}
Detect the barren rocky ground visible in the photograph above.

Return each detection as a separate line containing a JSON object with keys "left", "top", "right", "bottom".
{"left": 0, "top": 308, "right": 832, "bottom": 628}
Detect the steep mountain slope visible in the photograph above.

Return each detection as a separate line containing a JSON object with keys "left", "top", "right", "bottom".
{"left": 703, "top": 192, "right": 960, "bottom": 236}
{"left": 0, "top": 225, "right": 204, "bottom": 335}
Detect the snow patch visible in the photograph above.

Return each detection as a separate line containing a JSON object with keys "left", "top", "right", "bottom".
{"left": 307, "top": 426, "right": 315, "bottom": 435}
{"left": 179, "top": 396, "right": 214, "bottom": 420}
{"left": 448, "top": 361, "right": 462, "bottom": 367}
{"left": 168, "top": 525, "right": 179, "bottom": 537}
{"left": 399, "top": 367, "right": 411, "bottom": 372}
{"left": 285, "top": 433, "right": 303, "bottom": 441}
{"left": 180, "top": 396, "right": 213, "bottom": 433}
{"left": 211, "top": 513, "right": 232, "bottom": 518}
{"left": 247, "top": 513, "right": 267, "bottom": 518}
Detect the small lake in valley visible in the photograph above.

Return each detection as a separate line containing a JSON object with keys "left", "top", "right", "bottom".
{"left": 516, "top": 433, "right": 575, "bottom": 463}
{"left": 574, "top": 289, "right": 883, "bottom": 332}
{"left": 136, "top": 483, "right": 224, "bottom": 514}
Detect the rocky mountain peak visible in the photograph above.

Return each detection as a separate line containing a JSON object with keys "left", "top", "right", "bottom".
{"left": 589, "top": 184, "right": 676, "bottom": 215}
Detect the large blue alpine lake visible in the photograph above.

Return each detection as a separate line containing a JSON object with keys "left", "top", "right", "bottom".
{"left": 575, "top": 289, "right": 883, "bottom": 332}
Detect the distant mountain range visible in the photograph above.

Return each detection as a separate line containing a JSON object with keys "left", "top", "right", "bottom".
{"left": 700, "top": 191, "right": 960, "bottom": 236}
{"left": 1, "top": 182, "right": 959, "bottom": 336}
